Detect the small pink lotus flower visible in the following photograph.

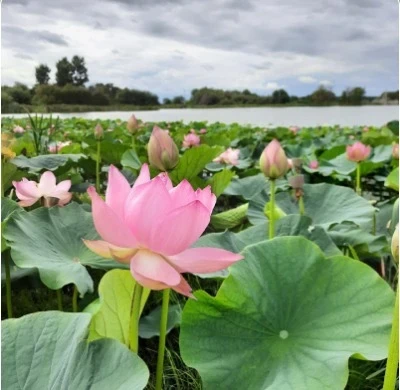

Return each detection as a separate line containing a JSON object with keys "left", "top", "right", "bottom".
{"left": 259, "top": 139, "right": 289, "bottom": 179}
{"left": 148, "top": 126, "right": 179, "bottom": 171}
{"left": 84, "top": 164, "right": 243, "bottom": 297}
{"left": 309, "top": 160, "right": 319, "bottom": 170}
{"left": 363, "top": 126, "right": 369, "bottom": 133}
{"left": 287, "top": 159, "right": 293, "bottom": 169}
{"left": 392, "top": 144, "right": 399, "bottom": 159}
{"left": 182, "top": 133, "right": 201, "bottom": 148}
{"left": 13, "top": 171, "right": 72, "bottom": 207}
{"left": 127, "top": 114, "right": 139, "bottom": 134}
{"left": 48, "top": 141, "right": 71, "bottom": 153}
{"left": 213, "top": 148, "right": 240, "bottom": 165}
{"left": 13, "top": 125, "right": 25, "bottom": 134}
{"left": 346, "top": 141, "right": 371, "bottom": 162}
{"left": 199, "top": 128, "right": 207, "bottom": 134}
{"left": 94, "top": 123, "right": 104, "bottom": 139}
{"left": 289, "top": 126, "right": 299, "bottom": 134}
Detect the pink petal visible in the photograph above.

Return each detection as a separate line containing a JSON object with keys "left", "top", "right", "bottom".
{"left": 105, "top": 165, "right": 131, "bottom": 219}
{"left": 168, "top": 247, "right": 243, "bottom": 274}
{"left": 83, "top": 239, "right": 135, "bottom": 263}
{"left": 57, "top": 192, "right": 72, "bottom": 206}
{"left": 157, "top": 172, "right": 173, "bottom": 191}
{"left": 54, "top": 180, "right": 71, "bottom": 193}
{"left": 18, "top": 198, "right": 38, "bottom": 207}
{"left": 13, "top": 179, "right": 40, "bottom": 201}
{"left": 195, "top": 186, "right": 216, "bottom": 213}
{"left": 124, "top": 177, "right": 172, "bottom": 247}
{"left": 38, "top": 171, "right": 57, "bottom": 194}
{"left": 88, "top": 186, "right": 137, "bottom": 248}
{"left": 168, "top": 180, "right": 196, "bottom": 208}
{"left": 171, "top": 276, "right": 194, "bottom": 298}
{"left": 133, "top": 163, "right": 151, "bottom": 188}
{"left": 130, "top": 250, "right": 181, "bottom": 287}
{"left": 152, "top": 200, "right": 210, "bottom": 255}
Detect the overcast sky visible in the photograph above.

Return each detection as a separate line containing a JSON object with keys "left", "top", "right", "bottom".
{"left": 1, "top": 0, "right": 398, "bottom": 99}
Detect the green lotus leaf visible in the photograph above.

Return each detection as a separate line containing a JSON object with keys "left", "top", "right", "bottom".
{"left": 180, "top": 237, "right": 394, "bottom": 390}
{"left": 10, "top": 154, "right": 86, "bottom": 172}
{"left": 2, "top": 311, "right": 149, "bottom": 390}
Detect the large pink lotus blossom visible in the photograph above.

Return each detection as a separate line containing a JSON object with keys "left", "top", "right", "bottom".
{"left": 213, "top": 148, "right": 240, "bottom": 165}
{"left": 13, "top": 126, "right": 25, "bottom": 134}
{"left": 13, "top": 171, "right": 72, "bottom": 207}
{"left": 48, "top": 141, "right": 71, "bottom": 153}
{"left": 84, "top": 164, "right": 243, "bottom": 297}
{"left": 346, "top": 141, "right": 371, "bottom": 162}
{"left": 182, "top": 133, "right": 201, "bottom": 148}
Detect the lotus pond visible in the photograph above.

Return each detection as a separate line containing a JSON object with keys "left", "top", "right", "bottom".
{"left": 1, "top": 115, "right": 399, "bottom": 390}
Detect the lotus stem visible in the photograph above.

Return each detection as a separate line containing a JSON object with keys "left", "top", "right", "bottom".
{"left": 5, "top": 251, "right": 13, "bottom": 318}
{"left": 356, "top": 163, "right": 361, "bottom": 195}
{"left": 383, "top": 285, "right": 399, "bottom": 390}
{"left": 72, "top": 285, "right": 79, "bottom": 312}
{"left": 155, "top": 288, "right": 170, "bottom": 390}
{"left": 96, "top": 140, "right": 101, "bottom": 192}
{"left": 129, "top": 284, "right": 143, "bottom": 353}
{"left": 269, "top": 180, "right": 276, "bottom": 239}
{"left": 56, "top": 289, "right": 63, "bottom": 311}
{"left": 299, "top": 195, "right": 305, "bottom": 216}
{"left": 132, "top": 135, "right": 136, "bottom": 152}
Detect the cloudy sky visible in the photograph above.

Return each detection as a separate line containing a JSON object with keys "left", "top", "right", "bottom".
{"left": 1, "top": 0, "right": 398, "bottom": 99}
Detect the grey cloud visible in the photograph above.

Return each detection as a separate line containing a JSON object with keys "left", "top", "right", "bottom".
{"left": 14, "top": 53, "right": 34, "bottom": 60}
{"left": 2, "top": 26, "right": 68, "bottom": 48}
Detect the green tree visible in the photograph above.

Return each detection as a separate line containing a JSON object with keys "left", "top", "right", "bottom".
{"left": 55, "top": 57, "right": 74, "bottom": 86}
{"left": 172, "top": 95, "right": 185, "bottom": 104}
{"left": 310, "top": 86, "right": 336, "bottom": 105}
{"left": 71, "top": 55, "right": 89, "bottom": 86}
{"left": 340, "top": 87, "right": 365, "bottom": 105}
{"left": 271, "top": 89, "right": 290, "bottom": 104}
{"left": 35, "top": 64, "right": 51, "bottom": 85}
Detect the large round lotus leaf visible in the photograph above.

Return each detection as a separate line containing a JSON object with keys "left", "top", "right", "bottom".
{"left": 3, "top": 202, "right": 125, "bottom": 296}
{"left": 11, "top": 154, "right": 86, "bottom": 172}
{"left": 2, "top": 311, "right": 149, "bottom": 390}
{"left": 180, "top": 237, "right": 394, "bottom": 390}
{"left": 248, "top": 183, "right": 375, "bottom": 230}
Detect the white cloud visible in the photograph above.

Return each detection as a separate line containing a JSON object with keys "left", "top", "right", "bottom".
{"left": 320, "top": 80, "right": 333, "bottom": 87}
{"left": 266, "top": 82, "right": 285, "bottom": 90}
{"left": 298, "top": 76, "right": 318, "bottom": 83}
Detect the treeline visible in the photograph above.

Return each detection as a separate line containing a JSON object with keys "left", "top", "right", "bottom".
{"left": 1, "top": 54, "right": 398, "bottom": 112}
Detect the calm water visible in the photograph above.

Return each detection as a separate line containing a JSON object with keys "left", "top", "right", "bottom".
{"left": 2, "top": 106, "right": 398, "bottom": 127}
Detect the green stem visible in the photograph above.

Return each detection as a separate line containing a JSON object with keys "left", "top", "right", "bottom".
{"left": 72, "top": 285, "right": 78, "bottom": 312}
{"left": 129, "top": 284, "right": 144, "bottom": 353}
{"left": 383, "top": 286, "right": 399, "bottom": 390}
{"left": 131, "top": 135, "right": 136, "bottom": 152}
{"left": 298, "top": 195, "right": 305, "bottom": 216}
{"left": 155, "top": 288, "right": 170, "bottom": 390}
{"left": 356, "top": 163, "right": 361, "bottom": 195}
{"left": 56, "top": 289, "right": 63, "bottom": 311}
{"left": 96, "top": 141, "right": 101, "bottom": 192}
{"left": 4, "top": 251, "right": 13, "bottom": 318}
{"left": 269, "top": 180, "right": 276, "bottom": 240}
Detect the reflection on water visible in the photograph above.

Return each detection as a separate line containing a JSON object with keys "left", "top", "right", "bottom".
{"left": 2, "top": 106, "right": 398, "bottom": 127}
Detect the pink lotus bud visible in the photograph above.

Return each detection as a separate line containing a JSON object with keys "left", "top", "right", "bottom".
{"left": 392, "top": 144, "right": 399, "bottom": 159}
{"left": 309, "top": 160, "right": 319, "bottom": 170}
{"left": 288, "top": 174, "right": 304, "bottom": 189}
{"left": 363, "top": 126, "right": 369, "bottom": 132}
{"left": 127, "top": 114, "right": 139, "bottom": 134}
{"left": 259, "top": 139, "right": 289, "bottom": 179}
{"left": 346, "top": 141, "right": 371, "bottom": 162}
{"left": 200, "top": 128, "right": 207, "bottom": 134}
{"left": 148, "top": 126, "right": 179, "bottom": 171}
{"left": 392, "top": 224, "right": 399, "bottom": 263}
{"left": 13, "top": 125, "right": 25, "bottom": 134}
{"left": 287, "top": 159, "right": 293, "bottom": 169}
{"left": 182, "top": 133, "right": 201, "bottom": 148}
{"left": 289, "top": 126, "right": 299, "bottom": 134}
{"left": 94, "top": 123, "right": 104, "bottom": 139}
{"left": 213, "top": 148, "right": 240, "bottom": 165}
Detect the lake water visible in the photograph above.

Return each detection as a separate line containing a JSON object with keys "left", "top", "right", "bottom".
{"left": 2, "top": 106, "right": 398, "bottom": 127}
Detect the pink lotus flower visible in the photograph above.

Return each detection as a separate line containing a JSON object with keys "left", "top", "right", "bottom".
{"left": 392, "top": 144, "right": 399, "bottom": 159}
{"left": 182, "top": 133, "right": 201, "bottom": 148}
{"left": 84, "top": 164, "right": 243, "bottom": 297}
{"left": 346, "top": 141, "right": 371, "bottom": 162}
{"left": 13, "top": 171, "right": 72, "bottom": 207}
{"left": 148, "top": 126, "right": 179, "bottom": 171}
{"left": 363, "top": 126, "right": 369, "bottom": 133}
{"left": 289, "top": 126, "right": 299, "bottom": 134}
{"left": 309, "top": 160, "right": 319, "bottom": 169}
{"left": 199, "top": 128, "right": 207, "bottom": 134}
{"left": 213, "top": 148, "right": 240, "bottom": 165}
{"left": 13, "top": 125, "right": 25, "bottom": 134}
{"left": 94, "top": 123, "right": 104, "bottom": 139}
{"left": 48, "top": 141, "right": 71, "bottom": 153}
{"left": 259, "top": 139, "right": 289, "bottom": 179}
{"left": 287, "top": 159, "right": 293, "bottom": 169}
{"left": 127, "top": 114, "right": 139, "bottom": 134}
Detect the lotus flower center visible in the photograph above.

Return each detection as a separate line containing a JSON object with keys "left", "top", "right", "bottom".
{"left": 279, "top": 330, "right": 289, "bottom": 339}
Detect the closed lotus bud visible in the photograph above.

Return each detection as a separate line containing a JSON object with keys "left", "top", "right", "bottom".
{"left": 346, "top": 141, "right": 371, "bottom": 162}
{"left": 309, "top": 160, "right": 319, "bottom": 170}
{"left": 288, "top": 174, "right": 304, "bottom": 189}
{"left": 148, "top": 126, "right": 179, "bottom": 171}
{"left": 94, "top": 123, "right": 104, "bottom": 139}
{"left": 127, "top": 114, "right": 139, "bottom": 134}
{"left": 392, "top": 224, "right": 399, "bottom": 263}
{"left": 392, "top": 143, "right": 399, "bottom": 159}
{"left": 259, "top": 139, "right": 289, "bottom": 179}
